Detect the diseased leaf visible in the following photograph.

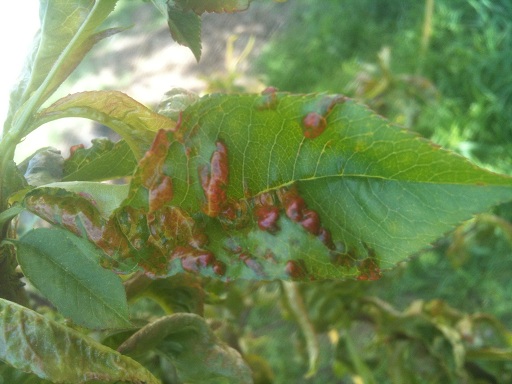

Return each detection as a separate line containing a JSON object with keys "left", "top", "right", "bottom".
{"left": 113, "top": 92, "right": 512, "bottom": 280}
{"left": 17, "top": 227, "right": 131, "bottom": 329}
{"left": 0, "top": 298, "right": 159, "bottom": 383}
{"left": 22, "top": 93, "right": 512, "bottom": 282}
{"left": 22, "top": 186, "right": 216, "bottom": 278}
{"left": 167, "top": 4, "right": 202, "bottom": 61}
{"left": 63, "top": 138, "right": 137, "bottom": 181}
{"left": 118, "top": 313, "right": 253, "bottom": 383}
{"left": 175, "top": 0, "right": 251, "bottom": 14}
{"left": 0, "top": 362, "right": 53, "bottom": 384}
{"left": 41, "top": 181, "right": 129, "bottom": 217}
{"left": 32, "top": 91, "right": 176, "bottom": 159}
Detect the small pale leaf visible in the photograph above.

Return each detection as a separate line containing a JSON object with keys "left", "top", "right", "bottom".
{"left": 167, "top": 4, "right": 202, "bottom": 61}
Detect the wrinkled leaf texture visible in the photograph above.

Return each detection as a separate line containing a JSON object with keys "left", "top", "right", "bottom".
{"left": 24, "top": 93, "right": 512, "bottom": 282}
{"left": 147, "top": 92, "right": 512, "bottom": 279}
{"left": 33, "top": 91, "right": 176, "bottom": 159}
{"left": 0, "top": 298, "right": 158, "bottom": 383}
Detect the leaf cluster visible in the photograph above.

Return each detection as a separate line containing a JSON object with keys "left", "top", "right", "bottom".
{"left": 0, "top": 0, "right": 511, "bottom": 383}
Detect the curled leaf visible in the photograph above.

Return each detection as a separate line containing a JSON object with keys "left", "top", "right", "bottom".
{"left": 33, "top": 91, "right": 176, "bottom": 159}
{"left": 0, "top": 298, "right": 158, "bottom": 383}
{"left": 118, "top": 313, "right": 253, "bottom": 383}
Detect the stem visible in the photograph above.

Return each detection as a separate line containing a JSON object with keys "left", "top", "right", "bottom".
{"left": 418, "top": 0, "right": 434, "bottom": 74}
{"left": 281, "top": 281, "right": 319, "bottom": 378}
{"left": 5, "top": 0, "right": 112, "bottom": 152}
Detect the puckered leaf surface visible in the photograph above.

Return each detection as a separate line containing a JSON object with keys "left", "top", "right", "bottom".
{"left": 33, "top": 91, "right": 176, "bottom": 159}
{"left": 156, "top": 92, "right": 512, "bottom": 278}
{"left": 24, "top": 93, "right": 512, "bottom": 281}
{"left": 0, "top": 298, "right": 158, "bottom": 383}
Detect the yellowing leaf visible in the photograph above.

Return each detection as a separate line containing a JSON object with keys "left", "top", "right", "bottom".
{"left": 33, "top": 91, "right": 176, "bottom": 159}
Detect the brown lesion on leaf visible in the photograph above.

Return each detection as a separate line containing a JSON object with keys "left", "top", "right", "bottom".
{"left": 136, "top": 129, "right": 174, "bottom": 212}
{"left": 277, "top": 185, "right": 335, "bottom": 249}
{"left": 300, "top": 94, "right": 348, "bottom": 139}
{"left": 199, "top": 140, "right": 229, "bottom": 217}
{"left": 302, "top": 112, "right": 327, "bottom": 139}
{"left": 24, "top": 187, "right": 222, "bottom": 278}
{"left": 24, "top": 188, "right": 105, "bottom": 242}
{"left": 254, "top": 86, "right": 281, "bottom": 110}
{"left": 284, "top": 259, "right": 309, "bottom": 280}
{"left": 253, "top": 191, "right": 280, "bottom": 233}
{"left": 239, "top": 252, "right": 266, "bottom": 277}
{"left": 356, "top": 245, "right": 382, "bottom": 281}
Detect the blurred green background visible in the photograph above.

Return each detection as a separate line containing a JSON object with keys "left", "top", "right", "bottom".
{"left": 232, "top": 0, "right": 512, "bottom": 382}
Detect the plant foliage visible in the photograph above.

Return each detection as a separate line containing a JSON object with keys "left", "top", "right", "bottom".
{"left": 1, "top": 0, "right": 512, "bottom": 382}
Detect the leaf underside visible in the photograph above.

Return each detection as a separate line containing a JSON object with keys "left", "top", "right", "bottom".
{"left": 24, "top": 93, "right": 512, "bottom": 282}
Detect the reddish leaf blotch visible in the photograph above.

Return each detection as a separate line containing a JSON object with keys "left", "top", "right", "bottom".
{"left": 285, "top": 259, "right": 308, "bottom": 280}
{"left": 255, "top": 205, "right": 280, "bottom": 233}
{"left": 200, "top": 141, "right": 229, "bottom": 217}
{"left": 302, "top": 112, "right": 327, "bottom": 139}
{"left": 356, "top": 258, "right": 382, "bottom": 281}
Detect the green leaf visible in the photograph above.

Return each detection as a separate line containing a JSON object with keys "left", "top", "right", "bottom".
{"left": 175, "top": 0, "right": 251, "bottom": 13}
{"left": 63, "top": 138, "right": 137, "bottom": 181}
{"left": 22, "top": 93, "right": 512, "bottom": 282}
{"left": 0, "top": 298, "right": 159, "bottom": 383}
{"left": 0, "top": 160, "right": 27, "bottom": 211}
{"left": 162, "top": 0, "right": 252, "bottom": 62}
{"left": 32, "top": 91, "right": 176, "bottom": 159}
{"left": 0, "top": 361, "right": 53, "bottom": 384}
{"left": 137, "top": 93, "right": 512, "bottom": 280}
{"left": 118, "top": 313, "right": 253, "bottom": 383}
{"left": 16, "top": 227, "right": 131, "bottom": 329}
{"left": 167, "top": 4, "right": 202, "bottom": 61}
{"left": 0, "top": 244, "right": 27, "bottom": 305}
{"left": 41, "top": 182, "right": 129, "bottom": 217}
